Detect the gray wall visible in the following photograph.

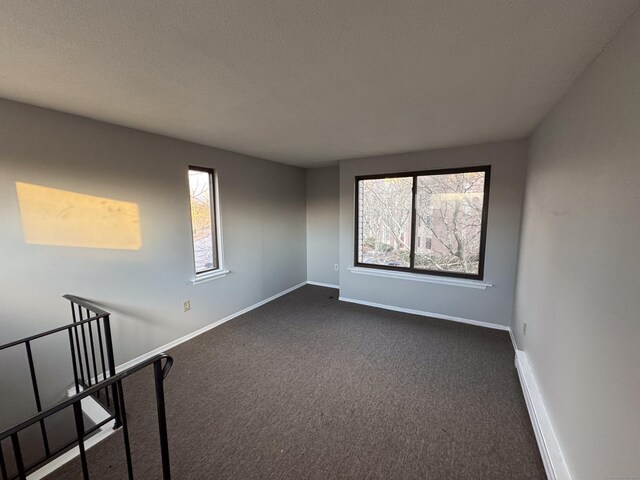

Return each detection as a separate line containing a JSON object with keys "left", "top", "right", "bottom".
{"left": 339, "top": 140, "right": 527, "bottom": 327}
{"left": 306, "top": 167, "right": 340, "bottom": 286}
{"left": 513, "top": 10, "right": 640, "bottom": 480}
{"left": 0, "top": 98, "right": 307, "bottom": 427}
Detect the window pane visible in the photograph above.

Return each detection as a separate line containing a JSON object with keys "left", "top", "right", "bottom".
{"left": 189, "top": 169, "right": 217, "bottom": 273}
{"left": 357, "top": 177, "right": 412, "bottom": 267}
{"left": 414, "top": 171, "right": 485, "bottom": 275}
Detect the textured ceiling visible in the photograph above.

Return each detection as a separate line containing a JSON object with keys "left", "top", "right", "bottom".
{"left": 1, "top": 1, "right": 638, "bottom": 166}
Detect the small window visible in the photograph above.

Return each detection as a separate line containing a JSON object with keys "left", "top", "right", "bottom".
{"left": 188, "top": 167, "right": 219, "bottom": 275}
{"left": 355, "top": 166, "right": 490, "bottom": 280}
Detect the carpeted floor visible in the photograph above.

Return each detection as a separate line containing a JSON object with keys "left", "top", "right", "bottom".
{"left": 46, "top": 285, "right": 545, "bottom": 479}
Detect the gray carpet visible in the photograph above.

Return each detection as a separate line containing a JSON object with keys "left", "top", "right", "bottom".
{"left": 46, "top": 285, "right": 545, "bottom": 479}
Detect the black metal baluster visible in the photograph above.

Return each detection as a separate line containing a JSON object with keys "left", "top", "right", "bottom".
{"left": 68, "top": 329, "right": 81, "bottom": 395}
{"left": 78, "top": 306, "right": 92, "bottom": 387}
{"left": 70, "top": 302, "right": 86, "bottom": 387}
{"left": 72, "top": 402, "right": 90, "bottom": 479}
{"left": 0, "top": 441, "right": 8, "bottom": 480}
{"left": 25, "top": 341, "right": 50, "bottom": 456}
{"left": 116, "top": 380, "right": 134, "bottom": 479}
{"left": 95, "top": 318, "right": 110, "bottom": 406}
{"left": 154, "top": 360, "right": 171, "bottom": 480}
{"left": 10, "top": 434, "right": 26, "bottom": 480}
{"left": 86, "top": 315, "right": 99, "bottom": 397}
{"left": 103, "top": 315, "right": 122, "bottom": 428}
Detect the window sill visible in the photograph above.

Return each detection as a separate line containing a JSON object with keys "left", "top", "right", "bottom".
{"left": 191, "top": 269, "right": 230, "bottom": 285}
{"left": 347, "top": 267, "right": 493, "bottom": 289}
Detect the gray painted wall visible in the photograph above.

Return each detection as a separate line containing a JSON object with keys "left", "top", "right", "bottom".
{"left": 0, "top": 98, "right": 307, "bottom": 428}
{"left": 306, "top": 167, "right": 339, "bottom": 286}
{"left": 513, "top": 10, "right": 640, "bottom": 480}
{"left": 338, "top": 140, "right": 527, "bottom": 327}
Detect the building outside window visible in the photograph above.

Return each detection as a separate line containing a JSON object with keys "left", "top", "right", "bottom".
{"left": 355, "top": 166, "right": 490, "bottom": 279}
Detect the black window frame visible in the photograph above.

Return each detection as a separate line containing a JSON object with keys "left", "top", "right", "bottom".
{"left": 188, "top": 165, "right": 220, "bottom": 275}
{"left": 354, "top": 165, "right": 491, "bottom": 280}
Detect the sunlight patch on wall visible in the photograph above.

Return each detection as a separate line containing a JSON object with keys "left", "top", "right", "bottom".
{"left": 15, "top": 182, "right": 142, "bottom": 250}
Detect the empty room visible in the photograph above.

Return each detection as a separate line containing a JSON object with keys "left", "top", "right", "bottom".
{"left": 1, "top": 1, "right": 638, "bottom": 479}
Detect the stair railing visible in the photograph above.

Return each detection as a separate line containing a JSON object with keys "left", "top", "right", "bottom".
{"left": 0, "top": 353, "right": 173, "bottom": 480}
{"left": 0, "top": 296, "right": 173, "bottom": 479}
{"left": 0, "top": 296, "right": 119, "bottom": 458}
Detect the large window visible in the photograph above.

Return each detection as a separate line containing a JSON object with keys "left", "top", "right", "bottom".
{"left": 355, "top": 166, "right": 490, "bottom": 280}
{"left": 188, "top": 166, "right": 219, "bottom": 275}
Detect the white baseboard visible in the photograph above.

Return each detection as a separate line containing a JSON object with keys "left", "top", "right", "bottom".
{"left": 28, "top": 427, "right": 115, "bottom": 480}
{"left": 515, "top": 350, "right": 571, "bottom": 480}
{"left": 115, "top": 281, "right": 307, "bottom": 373}
{"left": 508, "top": 327, "right": 518, "bottom": 352}
{"left": 336, "top": 296, "right": 566, "bottom": 479}
{"left": 306, "top": 281, "right": 340, "bottom": 289}
{"left": 28, "top": 393, "right": 115, "bottom": 480}
{"left": 87, "top": 281, "right": 307, "bottom": 383}
{"left": 338, "top": 296, "right": 510, "bottom": 331}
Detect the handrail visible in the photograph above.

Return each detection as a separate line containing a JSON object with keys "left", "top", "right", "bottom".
{"left": 0, "top": 296, "right": 110, "bottom": 351}
{"left": 0, "top": 354, "right": 173, "bottom": 480}
{"left": 62, "top": 294, "right": 110, "bottom": 316}
{"left": 0, "top": 314, "right": 105, "bottom": 351}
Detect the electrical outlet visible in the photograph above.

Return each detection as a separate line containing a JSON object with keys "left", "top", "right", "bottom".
{"left": 183, "top": 300, "right": 191, "bottom": 312}
{"left": 334, "top": 264, "right": 339, "bottom": 271}
{"left": 523, "top": 322, "right": 527, "bottom": 335}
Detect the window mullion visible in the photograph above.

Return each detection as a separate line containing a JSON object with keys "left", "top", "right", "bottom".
{"left": 409, "top": 176, "right": 418, "bottom": 270}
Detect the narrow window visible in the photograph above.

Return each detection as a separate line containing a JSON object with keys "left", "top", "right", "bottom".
{"left": 355, "top": 166, "right": 490, "bottom": 280}
{"left": 188, "top": 167, "right": 218, "bottom": 275}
